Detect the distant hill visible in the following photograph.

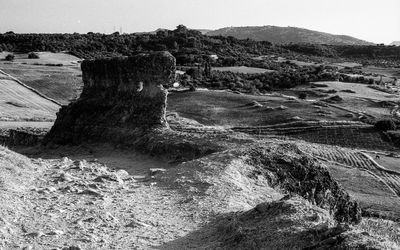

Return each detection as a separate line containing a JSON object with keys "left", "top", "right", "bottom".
{"left": 390, "top": 41, "right": 400, "bottom": 46}
{"left": 206, "top": 26, "right": 373, "bottom": 45}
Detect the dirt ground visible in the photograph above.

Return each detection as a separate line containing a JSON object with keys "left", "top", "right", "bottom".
{"left": 1, "top": 140, "right": 398, "bottom": 250}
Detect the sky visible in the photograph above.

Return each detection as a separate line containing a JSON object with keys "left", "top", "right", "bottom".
{"left": 0, "top": 0, "right": 399, "bottom": 44}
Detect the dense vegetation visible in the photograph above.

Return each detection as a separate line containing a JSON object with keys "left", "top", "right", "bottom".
{"left": 0, "top": 26, "right": 281, "bottom": 66}
{"left": 185, "top": 64, "right": 339, "bottom": 93}
{"left": 2, "top": 26, "right": 400, "bottom": 67}
{"left": 283, "top": 44, "right": 400, "bottom": 67}
{"left": 1, "top": 25, "right": 400, "bottom": 92}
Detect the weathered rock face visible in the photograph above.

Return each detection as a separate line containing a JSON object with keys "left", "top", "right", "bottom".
{"left": 44, "top": 52, "right": 176, "bottom": 145}
{"left": 245, "top": 143, "right": 362, "bottom": 224}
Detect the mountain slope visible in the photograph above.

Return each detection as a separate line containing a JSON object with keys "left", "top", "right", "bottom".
{"left": 206, "top": 26, "right": 373, "bottom": 45}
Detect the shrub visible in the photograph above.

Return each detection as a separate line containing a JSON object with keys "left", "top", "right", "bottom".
{"left": 5, "top": 54, "right": 15, "bottom": 61}
{"left": 28, "top": 52, "right": 39, "bottom": 59}
{"left": 386, "top": 131, "right": 400, "bottom": 146}
{"left": 374, "top": 119, "right": 396, "bottom": 131}
{"left": 298, "top": 92, "right": 307, "bottom": 99}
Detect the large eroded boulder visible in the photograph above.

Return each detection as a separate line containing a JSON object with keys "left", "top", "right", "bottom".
{"left": 44, "top": 51, "right": 176, "bottom": 145}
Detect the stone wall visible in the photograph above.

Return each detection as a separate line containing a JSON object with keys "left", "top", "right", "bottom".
{"left": 44, "top": 51, "right": 176, "bottom": 145}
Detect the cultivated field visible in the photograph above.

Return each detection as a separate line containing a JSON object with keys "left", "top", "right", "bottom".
{"left": 0, "top": 52, "right": 83, "bottom": 104}
{"left": 0, "top": 51, "right": 80, "bottom": 66}
{"left": 300, "top": 142, "right": 400, "bottom": 220}
{"left": 0, "top": 71, "right": 59, "bottom": 122}
{"left": 168, "top": 89, "right": 353, "bottom": 127}
{"left": 282, "top": 81, "right": 399, "bottom": 120}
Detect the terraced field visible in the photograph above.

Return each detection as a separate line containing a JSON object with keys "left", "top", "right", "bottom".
{"left": 232, "top": 123, "right": 396, "bottom": 151}
{"left": 308, "top": 145, "right": 380, "bottom": 170}
{"left": 303, "top": 144, "right": 400, "bottom": 219}
{"left": 300, "top": 142, "right": 400, "bottom": 219}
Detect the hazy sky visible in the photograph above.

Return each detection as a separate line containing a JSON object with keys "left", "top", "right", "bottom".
{"left": 0, "top": 0, "right": 399, "bottom": 44}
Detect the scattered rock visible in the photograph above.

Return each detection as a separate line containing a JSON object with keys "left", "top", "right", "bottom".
{"left": 126, "top": 220, "right": 150, "bottom": 228}
{"left": 47, "top": 229, "right": 64, "bottom": 236}
{"left": 93, "top": 174, "right": 123, "bottom": 184}
{"left": 24, "top": 231, "right": 44, "bottom": 238}
{"left": 56, "top": 173, "right": 78, "bottom": 182}
{"left": 116, "top": 169, "right": 129, "bottom": 179}
{"left": 290, "top": 116, "right": 303, "bottom": 121}
{"left": 78, "top": 189, "right": 103, "bottom": 197}
{"left": 277, "top": 105, "right": 288, "bottom": 110}
{"left": 149, "top": 168, "right": 167, "bottom": 177}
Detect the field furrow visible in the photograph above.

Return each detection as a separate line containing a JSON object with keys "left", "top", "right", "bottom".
{"left": 379, "top": 172, "right": 400, "bottom": 197}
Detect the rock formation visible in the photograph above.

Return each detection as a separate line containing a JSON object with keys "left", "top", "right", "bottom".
{"left": 44, "top": 51, "right": 176, "bottom": 145}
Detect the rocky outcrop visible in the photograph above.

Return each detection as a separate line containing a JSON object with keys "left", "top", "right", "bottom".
{"left": 245, "top": 143, "right": 361, "bottom": 224}
{"left": 44, "top": 52, "right": 176, "bottom": 145}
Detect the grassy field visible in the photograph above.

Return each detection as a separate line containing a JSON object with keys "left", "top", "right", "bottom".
{"left": 0, "top": 52, "right": 83, "bottom": 104}
{"left": 0, "top": 51, "right": 80, "bottom": 66}
{"left": 367, "top": 153, "right": 400, "bottom": 172}
{"left": 0, "top": 72, "right": 59, "bottom": 121}
{"left": 167, "top": 89, "right": 352, "bottom": 127}
{"left": 301, "top": 142, "right": 400, "bottom": 220}
{"left": 328, "top": 162, "right": 400, "bottom": 219}
{"left": 283, "top": 81, "right": 399, "bottom": 120}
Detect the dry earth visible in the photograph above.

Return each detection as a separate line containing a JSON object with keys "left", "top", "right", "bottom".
{"left": 1, "top": 139, "right": 399, "bottom": 250}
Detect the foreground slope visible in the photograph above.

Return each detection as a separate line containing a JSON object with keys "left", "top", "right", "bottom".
{"left": 207, "top": 26, "right": 373, "bottom": 45}
{"left": 1, "top": 139, "right": 399, "bottom": 249}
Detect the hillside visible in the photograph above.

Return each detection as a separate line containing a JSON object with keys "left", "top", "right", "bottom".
{"left": 390, "top": 41, "right": 400, "bottom": 46}
{"left": 207, "top": 26, "right": 374, "bottom": 45}
{"left": 0, "top": 70, "right": 60, "bottom": 122}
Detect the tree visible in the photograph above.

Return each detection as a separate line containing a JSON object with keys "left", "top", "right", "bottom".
{"left": 175, "top": 25, "right": 188, "bottom": 34}
{"left": 5, "top": 54, "right": 14, "bottom": 61}
{"left": 298, "top": 92, "right": 307, "bottom": 99}
{"left": 28, "top": 52, "right": 39, "bottom": 59}
{"left": 374, "top": 119, "right": 396, "bottom": 131}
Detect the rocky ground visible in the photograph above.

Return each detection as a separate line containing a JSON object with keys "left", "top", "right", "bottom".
{"left": 1, "top": 140, "right": 399, "bottom": 249}
{"left": 0, "top": 145, "right": 209, "bottom": 249}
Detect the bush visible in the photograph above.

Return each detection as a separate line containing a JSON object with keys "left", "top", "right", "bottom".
{"left": 387, "top": 131, "right": 400, "bottom": 146}
{"left": 374, "top": 119, "right": 396, "bottom": 131}
{"left": 5, "top": 54, "right": 15, "bottom": 61}
{"left": 298, "top": 92, "right": 307, "bottom": 99}
{"left": 28, "top": 52, "right": 39, "bottom": 59}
